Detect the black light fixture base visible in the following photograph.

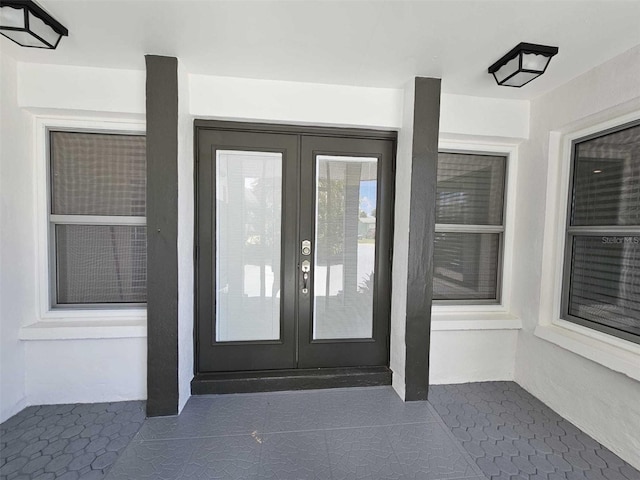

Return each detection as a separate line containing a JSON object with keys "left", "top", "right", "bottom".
{"left": 0, "top": 0, "right": 68, "bottom": 49}
{"left": 488, "top": 42, "right": 559, "bottom": 88}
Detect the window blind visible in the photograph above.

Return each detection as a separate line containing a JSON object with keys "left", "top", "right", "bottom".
{"left": 564, "top": 121, "right": 640, "bottom": 342}
{"left": 434, "top": 152, "right": 507, "bottom": 302}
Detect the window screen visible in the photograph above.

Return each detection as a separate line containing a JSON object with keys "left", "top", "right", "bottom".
{"left": 51, "top": 132, "right": 146, "bottom": 216}
{"left": 563, "top": 121, "right": 640, "bottom": 342}
{"left": 56, "top": 225, "right": 147, "bottom": 304}
{"left": 49, "top": 131, "right": 147, "bottom": 306}
{"left": 434, "top": 152, "right": 507, "bottom": 302}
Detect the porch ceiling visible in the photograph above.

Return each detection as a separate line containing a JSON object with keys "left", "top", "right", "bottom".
{"left": 2, "top": 1, "right": 640, "bottom": 100}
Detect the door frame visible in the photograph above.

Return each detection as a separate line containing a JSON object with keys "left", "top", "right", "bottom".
{"left": 192, "top": 120, "right": 397, "bottom": 393}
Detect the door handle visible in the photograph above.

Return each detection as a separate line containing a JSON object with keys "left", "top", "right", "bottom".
{"left": 301, "top": 260, "right": 310, "bottom": 294}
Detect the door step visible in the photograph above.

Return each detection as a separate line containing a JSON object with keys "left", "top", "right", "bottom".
{"left": 191, "top": 366, "right": 392, "bottom": 395}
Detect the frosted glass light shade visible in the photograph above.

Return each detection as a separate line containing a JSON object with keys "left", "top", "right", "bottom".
{"left": 0, "top": 1, "right": 67, "bottom": 49}
{"left": 488, "top": 42, "right": 558, "bottom": 88}
{"left": 522, "top": 52, "right": 551, "bottom": 71}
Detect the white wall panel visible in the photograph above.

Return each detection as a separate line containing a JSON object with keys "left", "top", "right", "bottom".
{"left": 177, "top": 60, "right": 194, "bottom": 413}
{"left": 25, "top": 339, "right": 146, "bottom": 405}
{"left": 514, "top": 44, "right": 640, "bottom": 469}
{"left": 430, "top": 330, "right": 517, "bottom": 384}
{"left": 0, "top": 53, "right": 32, "bottom": 422}
{"left": 4, "top": 61, "right": 531, "bottom": 419}
{"left": 17, "top": 63, "right": 145, "bottom": 115}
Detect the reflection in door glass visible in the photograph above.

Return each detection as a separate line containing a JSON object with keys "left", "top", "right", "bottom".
{"left": 314, "top": 156, "right": 377, "bottom": 339}
{"left": 216, "top": 150, "right": 282, "bottom": 342}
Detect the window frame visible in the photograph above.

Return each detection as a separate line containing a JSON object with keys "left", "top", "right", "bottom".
{"left": 434, "top": 150, "right": 508, "bottom": 306}
{"left": 432, "top": 139, "right": 518, "bottom": 320}
{"left": 560, "top": 119, "right": 640, "bottom": 345}
{"left": 36, "top": 117, "right": 147, "bottom": 322}
{"left": 535, "top": 110, "right": 640, "bottom": 382}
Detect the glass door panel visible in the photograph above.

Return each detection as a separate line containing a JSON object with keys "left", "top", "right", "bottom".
{"left": 216, "top": 150, "right": 282, "bottom": 342}
{"left": 298, "top": 135, "right": 393, "bottom": 369}
{"left": 313, "top": 156, "right": 378, "bottom": 340}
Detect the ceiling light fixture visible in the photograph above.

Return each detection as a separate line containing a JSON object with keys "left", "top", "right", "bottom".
{"left": 488, "top": 42, "right": 558, "bottom": 88}
{"left": 0, "top": 0, "right": 67, "bottom": 49}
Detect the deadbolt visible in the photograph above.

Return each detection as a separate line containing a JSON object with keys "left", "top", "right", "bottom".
{"left": 301, "top": 240, "right": 311, "bottom": 256}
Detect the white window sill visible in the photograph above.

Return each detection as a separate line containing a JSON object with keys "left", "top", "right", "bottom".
{"left": 534, "top": 322, "right": 640, "bottom": 382}
{"left": 41, "top": 307, "right": 146, "bottom": 320}
{"left": 431, "top": 310, "right": 522, "bottom": 331}
{"left": 20, "top": 319, "right": 147, "bottom": 341}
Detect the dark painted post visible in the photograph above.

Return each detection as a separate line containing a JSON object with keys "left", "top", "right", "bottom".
{"left": 146, "top": 55, "right": 179, "bottom": 416}
{"left": 405, "top": 77, "right": 441, "bottom": 401}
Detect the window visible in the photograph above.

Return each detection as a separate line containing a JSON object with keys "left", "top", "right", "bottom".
{"left": 49, "top": 131, "right": 147, "bottom": 307}
{"left": 433, "top": 152, "right": 507, "bottom": 303}
{"left": 561, "top": 120, "right": 640, "bottom": 344}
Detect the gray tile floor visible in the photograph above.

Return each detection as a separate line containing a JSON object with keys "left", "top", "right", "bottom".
{"left": 0, "top": 401, "right": 145, "bottom": 480}
{"left": 2, "top": 382, "right": 639, "bottom": 480}
{"left": 106, "top": 386, "right": 483, "bottom": 480}
{"left": 428, "top": 382, "right": 640, "bottom": 480}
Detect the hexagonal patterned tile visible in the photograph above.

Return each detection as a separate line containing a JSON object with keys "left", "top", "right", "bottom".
{"left": 429, "top": 382, "right": 640, "bottom": 480}
{"left": 4, "top": 383, "right": 639, "bottom": 480}
{"left": 1, "top": 401, "right": 144, "bottom": 480}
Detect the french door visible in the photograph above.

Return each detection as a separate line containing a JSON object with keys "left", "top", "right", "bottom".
{"left": 196, "top": 123, "right": 394, "bottom": 373}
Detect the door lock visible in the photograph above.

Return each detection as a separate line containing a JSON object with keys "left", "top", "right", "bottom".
{"left": 301, "top": 260, "right": 310, "bottom": 294}
{"left": 301, "top": 240, "right": 311, "bottom": 256}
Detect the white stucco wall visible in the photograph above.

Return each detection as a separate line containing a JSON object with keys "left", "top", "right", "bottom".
{"left": 189, "top": 74, "right": 403, "bottom": 129}
{"left": 188, "top": 74, "right": 530, "bottom": 138}
{"left": 440, "top": 94, "right": 529, "bottom": 139}
{"left": 430, "top": 330, "right": 518, "bottom": 385}
{"left": 389, "top": 83, "right": 523, "bottom": 396}
{"left": 188, "top": 74, "right": 529, "bottom": 397}
{"left": 513, "top": 44, "right": 640, "bottom": 469}
{"left": 17, "top": 63, "right": 145, "bottom": 115}
{"left": 2, "top": 51, "right": 638, "bottom": 468}
{"left": 389, "top": 78, "right": 415, "bottom": 400}
{"left": 0, "top": 64, "right": 148, "bottom": 422}
{"left": 25, "top": 338, "right": 146, "bottom": 406}
{"left": 177, "top": 60, "right": 194, "bottom": 413}
{"left": 0, "top": 52, "right": 31, "bottom": 421}
{"left": 2, "top": 61, "right": 529, "bottom": 421}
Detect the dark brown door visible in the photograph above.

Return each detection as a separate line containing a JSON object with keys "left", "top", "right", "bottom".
{"left": 297, "top": 135, "right": 394, "bottom": 368}
{"left": 196, "top": 124, "right": 394, "bottom": 373}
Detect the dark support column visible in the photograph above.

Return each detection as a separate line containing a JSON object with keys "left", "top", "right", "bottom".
{"left": 405, "top": 77, "right": 441, "bottom": 401}
{"left": 146, "top": 55, "right": 179, "bottom": 416}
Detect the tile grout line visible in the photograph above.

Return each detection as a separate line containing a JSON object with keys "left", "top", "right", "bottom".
{"left": 139, "top": 419, "right": 442, "bottom": 443}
